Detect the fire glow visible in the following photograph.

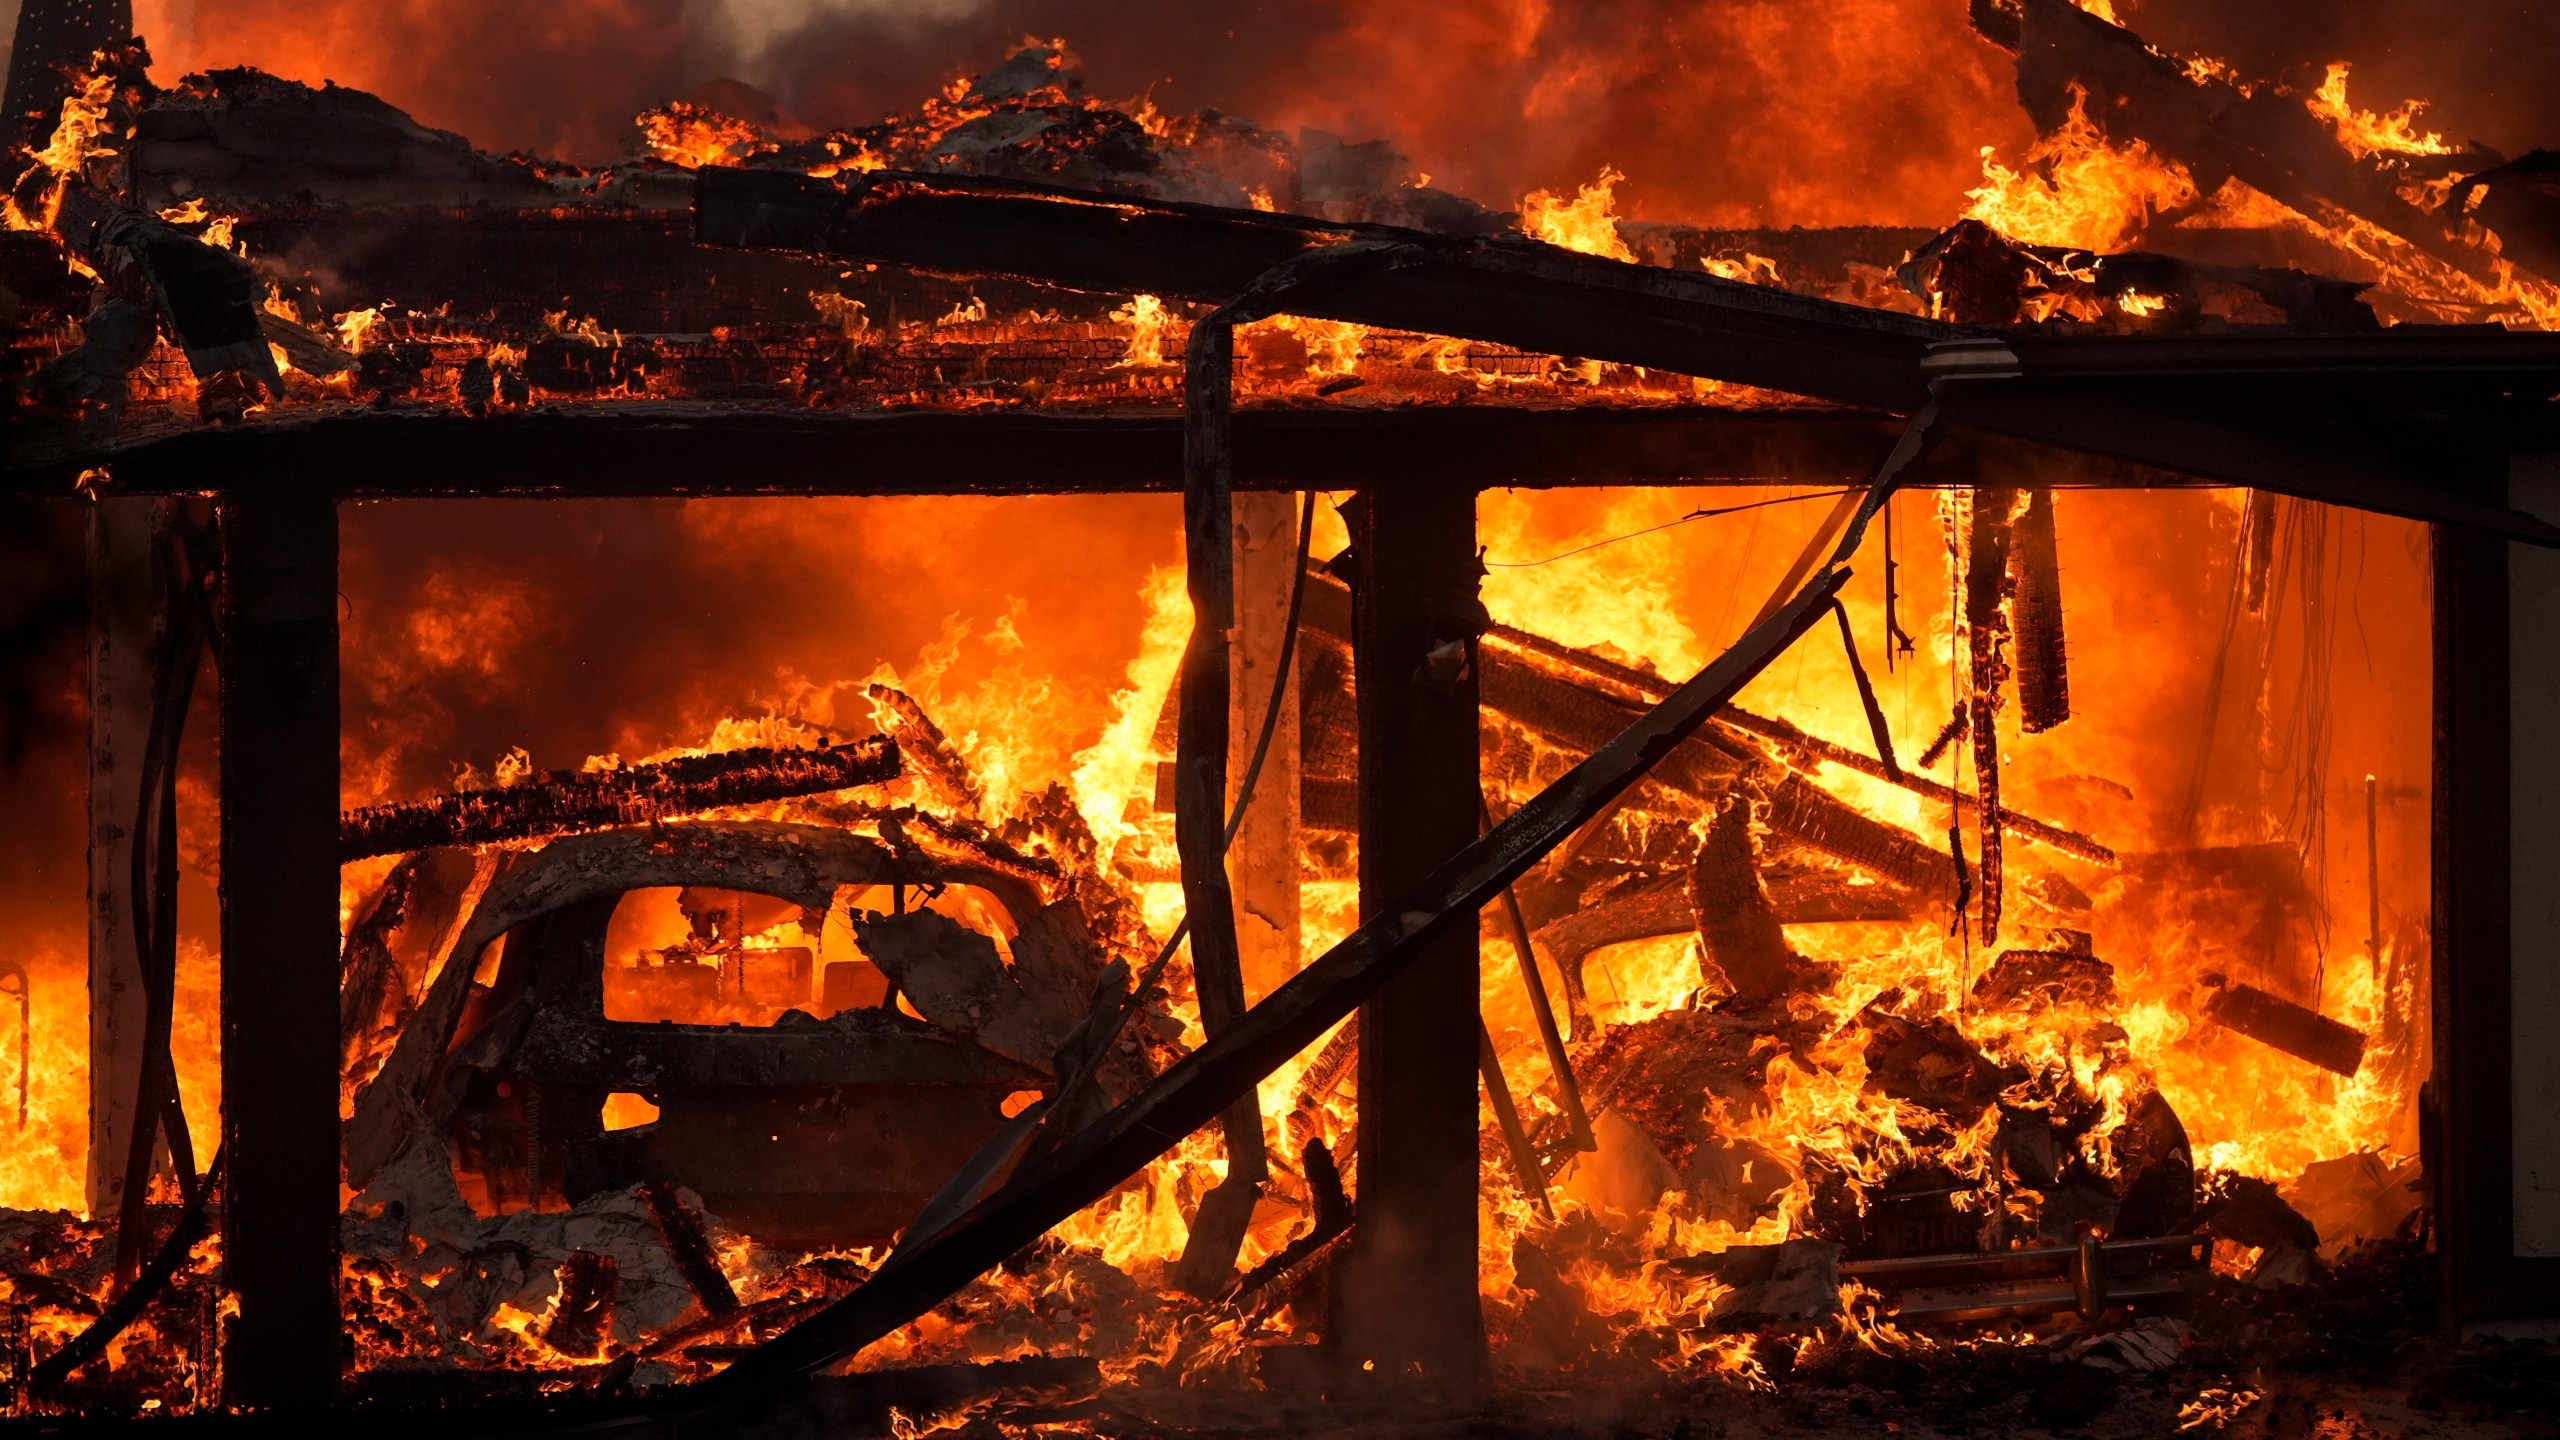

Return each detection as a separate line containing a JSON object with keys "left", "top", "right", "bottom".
{"left": 0, "top": 0, "right": 2543, "bottom": 1423}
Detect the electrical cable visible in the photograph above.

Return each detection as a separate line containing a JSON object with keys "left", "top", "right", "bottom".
{"left": 1482, "top": 487, "right": 1858, "bottom": 568}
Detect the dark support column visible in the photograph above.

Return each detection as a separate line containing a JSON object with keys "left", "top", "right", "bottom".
{"left": 1333, "top": 482, "right": 1486, "bottom": 1389}
{"left": 2430, "top": 459, "right": 2560, "bottom": 1324}
{"left": 216, "top": 486, "right": 340, "bottom": 1409}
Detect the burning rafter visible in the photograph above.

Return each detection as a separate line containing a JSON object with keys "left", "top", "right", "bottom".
{"left": 694, "top": 168, "right": 2560, "bottom": 542}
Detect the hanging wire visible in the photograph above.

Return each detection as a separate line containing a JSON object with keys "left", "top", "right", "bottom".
{"left": 1483, "top": 487, "right": 1859, "bottom": 568}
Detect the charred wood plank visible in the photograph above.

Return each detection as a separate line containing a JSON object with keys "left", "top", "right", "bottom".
{"left": 83, "top": 495, "right": 167, "bottom": 1220}
{"left": 865, "top": 684, "right": 982, "bottom": 817}
{"left": 1484, "top": 794, "right": 1594, "bottom": 1150}
{"left": 1966, "top": 487, "right": 2020, "bottom": 942}
{"left": 4, "top": 403, "right": 1929, "bottom": 500}
{"left": 1486, "top": 623, "right": 2117, "bottom": 866}
{"left": 337, "top": 735, "right": 900, "bottom": 860}
{"left": 641, "top": 1181, "right": 741, "bottom": 1318}
{"left": 1229, "top": 1139, "right": 1352, "bottom": 1305}
{"left": 2201, "top": 977, "right": 2368, "bottom": 1077}
{"left": 1480, "top": 1025, "right": 1553, "bottom": 1219}
{"left": 1479, "top": 646, "right": 1750, "bottom": 800}
{"left": 2011, "top": 487, "right": 2071, "bottom": 733}
{"left": 1689, "top": 799, "right": 1795, "bottom": 1001}
{"left": 51, "top": 184, "right": 282, "bottom": 399}
{"left": 683, "top": 552, "right": 1851, "bottom": 1400}
{"left": 1760, "top": 773, "right": 1952, "bottom": 896}
{"left": 695, "top": 168, "right": 1955, "bottom": 413}
{"left": 689, "top": 167, "right": 2560, "bottom": 542}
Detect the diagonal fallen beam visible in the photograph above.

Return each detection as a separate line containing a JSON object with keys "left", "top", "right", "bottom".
{"left": 686, "top": 552, "right": 1853, "bottom": 1404}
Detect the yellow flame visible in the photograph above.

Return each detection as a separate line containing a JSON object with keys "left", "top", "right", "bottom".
{"left": 2307, "top": 62, "right": 2454, "bottom": 160}
{"left": 1522, "top": 166, "right": 1637, "bottom": 262}
{"left": 1964, "top": 88, "right": 2198, "bottom": 251}
{"left": 1110, "top": 293, "right": 1174, "bottom": 367}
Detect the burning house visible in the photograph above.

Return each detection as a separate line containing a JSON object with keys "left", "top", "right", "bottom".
{"left": 1, "top": 0, "right": 2558, "bottom": 1432}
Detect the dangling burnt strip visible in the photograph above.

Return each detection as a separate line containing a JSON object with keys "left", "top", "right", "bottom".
{"left": 1964, "top": 487, "right": 2020, "bottom": 944}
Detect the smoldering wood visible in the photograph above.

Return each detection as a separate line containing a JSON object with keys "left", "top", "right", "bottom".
{"left": 640, "top": 1182, "right": 741, "bottom": 1318}
{"left": 338, "top": 734, "right": 901, "bottom": 860}
{"left": 1917, "top": 707, "right": 1967, "bottom": 770}
{"left": 1760, "top": 773, "right": 1953, "bottom": 896}
{"left": 339, "top": 856, "right": 423, "bottom": 1064}
{"left": 865, "top": 684, "right": 983, "bottom": 817}
{"left": 1486, "top": 621, "right": 2117, "bottom": 866}
{"left": 1228, "top": 1139, "right": 1352, "bottom": 1306}
{"left": 683, "top": 560, "right": 1849, "bottom": 1399}
{"left": 1965, "top": 487, "right": 2019, "bottom": 942}
{"left": 2202, "top": 977, "right": 2369, "bottom": 1077}
{"left": 1688, "top": 800, "right": 1797, "bottom": 1001}
{"left": 2010, "top": 486, "right": 2071, "bottom": 732}
{"left": 1286, "top": 1017, "right": 1359, "bottom": 1147}
{"left": 1484, "top": 795, "right": 1594, "bottom": 1150}
{"left": 542, "top": 1251, "right": 620, "bottom": 1359}
{"left": 1982, "top": 0, "right": 2510, "bottom": 286}
{"left": 1971, "top": 947, "right": 2117, "bottom": 1011}
{"left": 50, "top": 184, "right": 282, "bottom": 394}
{"left": 1478, "top": 1027, "right": 1553, "bottom": 1220}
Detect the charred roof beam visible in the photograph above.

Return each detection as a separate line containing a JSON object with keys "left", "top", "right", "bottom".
{"left": 696, "top": 168, "right": 2560, "bottom": 544}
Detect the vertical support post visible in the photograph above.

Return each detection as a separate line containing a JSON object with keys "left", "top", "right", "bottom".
{"left": 1230, "top": 489, "right": 1302, "bottom": 1002}
{"left": 215, "top": 486, "right": 340, "bottom": 1409}
{"left": 1333, "top": 482, "right": 1486, "bottom": 1388}
{"left": 2431, "top": 450, "right": 2560, "bottom": 1324}
{"left": 2510, "top": 457, "right": 2560, "bottom": 1267}
{"left": 1171, "top": 317, "right": 1266, "bottom": 1295}
{"left": 85, "top": 497, "right": 167, "bottom": 1217}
